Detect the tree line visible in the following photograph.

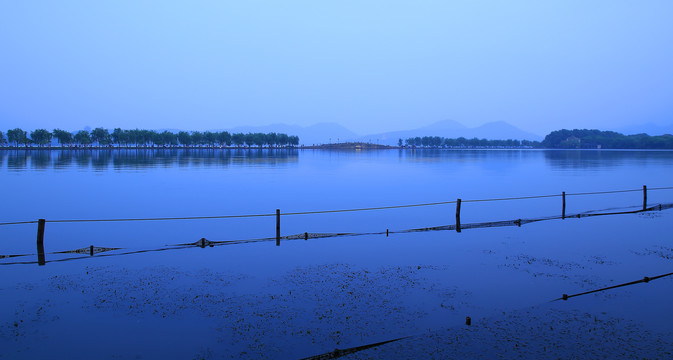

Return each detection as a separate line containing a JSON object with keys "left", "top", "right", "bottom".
{"left": 541, "top": 129, "right": 673, "bottom": 149}
{"left": 402, "top": 136, "right": 540, "bottom": 148}
{"left": 0, "top": 128, "right": 300, "bottom": 148}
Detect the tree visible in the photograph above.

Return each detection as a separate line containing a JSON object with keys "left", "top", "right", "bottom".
{"left": 0, "top": 130, "right": 6, "bottom": 146}
{"left": 111, "top": 128, "right": 127, "bottom": 146}
{"left": 7, "top": 128, "right": 28, "bottom": 147}
{"left": 74, "top": 130, "right": 92, "bottom": 145}
{"left": 139, "top": 130, "right": 154, "bottom": 146}
{"left": 126, "top": 129, "right": 141, "bottom": 146}
{"left": 177, "top": 131, "right": 192, "bottom": 146}
{"left": 203, "top": 131, "right": 217, "bottom": 147}
{"left": 243, "top": 133, "right": 254, "bottom": 147}
{"left": 216, "top": 131, "right": 231, "bottom": 147}
{"left": 160, "top": 131, "right": 178, "bottom": 146}
{"left": 232, "top": 133, "right": 244, "bottom": 147}
{"left": 288, "top": 135, "right": 299, "bottom": 147}
{"left": 267, "top": 132, "right": 278, "bottom": 147}
{"left": 253, "top": 133, "right": 265, "bottom": 147}
{"left": 277, "top": 133, "right": 288, "bottom": 147}
{"left": 91, "top": 128, "right": 111, "bottom": 146}
{"left": 191, "top": 131, "right": 204, "bottom": 146}
{"left": 53, "top": 129, "right": 73, "bottom": 146}
{"left": 30, "top": 129, "right": 52, "bottom": 146}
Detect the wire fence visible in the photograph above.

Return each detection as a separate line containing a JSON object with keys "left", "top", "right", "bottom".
{"left": 1, "top": 185, "right": 672, "bottom": 267}
{"left": 1, "top": 201, "right": 672, "bottom": 266}
{"left": 1, "top": 186, "right": 672, "bottom": 226}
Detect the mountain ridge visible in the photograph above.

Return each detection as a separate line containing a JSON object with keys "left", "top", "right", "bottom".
{"left": 155, "top": 120, "right": 545, "bottom": 145}
{"left": 357, "top": 120, "right": 543, "bottom": 145}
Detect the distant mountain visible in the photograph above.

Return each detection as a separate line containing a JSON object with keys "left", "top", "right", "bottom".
{"left": 418, "top": 119, "right": 467, "bottom": 132}
{"left": 614, "top": 123, "right": 673, "bottom": 136}
{"left": 358, "top": 120, "right": 543, "bottom": 145}
{"left": 165, "top": 119, "right": 541, "bottom": 146}
{"left": 469, "top": 121, "right": 542, "bottom": 141}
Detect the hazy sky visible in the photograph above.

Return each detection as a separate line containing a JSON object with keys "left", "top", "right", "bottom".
{"left": 1, "top": 1, "right": 672, "bottom": 135}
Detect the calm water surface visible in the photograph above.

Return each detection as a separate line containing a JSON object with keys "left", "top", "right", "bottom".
{"left": 1, "top": 149, "right": 672, "bottom": 359}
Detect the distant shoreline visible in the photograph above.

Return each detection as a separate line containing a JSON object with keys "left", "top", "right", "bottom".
{"left": 0, "top": 142, "right": 516, "bottom": 150}
{"left": 2, "top": 145, "right": 670, "bottom": 151}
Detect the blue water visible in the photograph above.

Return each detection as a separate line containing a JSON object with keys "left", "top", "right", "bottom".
{"left": 1, "top": 149, "right": 672, "bottom": 359}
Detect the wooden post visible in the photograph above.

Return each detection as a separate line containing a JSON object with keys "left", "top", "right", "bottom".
{"left": 304, "top": 232, "right": 308, "bottom": 240}
{"left": 455, "top": 199, "right": 462, "bottom": 233}
{"left": 37, "top": 219, "right": 46, "bottom": 266}
{"left": 276, "top": 209, "right": 281, "bottom": 246}
{"left": 562, "top": 191, "right": 566, "bottom": 219}
{"left": 90, "top": 245, "right": 94, "bottom": 256}
{"left": 386, "top": 229, "right": 389, "bottom": 237}
{"left": 643, "top": 185, "right": 647, "bottom": 210}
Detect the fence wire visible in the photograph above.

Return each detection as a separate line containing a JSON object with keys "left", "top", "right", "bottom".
{"left": 2, "top": 203, "right": 671, "bottom": 266}
{"left": 1, "top": 186, "right": 672, "bottom": 226}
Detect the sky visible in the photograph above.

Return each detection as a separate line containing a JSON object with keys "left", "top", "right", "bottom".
{"left": 1, "top": 0, "right": 672, "bottom": 136}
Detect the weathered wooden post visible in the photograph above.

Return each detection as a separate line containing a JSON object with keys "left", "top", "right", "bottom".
{"left": 37, "top": 219, "right": 46, "bottom": 266}
{"left": 643, "top": 185, "right": 647, "bottom": 210}
{"left": 304, "top": 232, "right": 308, "bottom": 240}
{"left": 562, "top": 191, "right": 566, "bottom": 219}
{"left": 455, "top": 199, "right": 462, "bottom": 233}
{"left": 90, "top": 245, "right": 94, "bottom": 256}
{"left": 276, "top": 209, "right": 281, "bottom": 246}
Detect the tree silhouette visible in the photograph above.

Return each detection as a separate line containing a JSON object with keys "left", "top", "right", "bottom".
{"left": 74, "top": 130, "right": 92, "bottom": 145}
{"left": 53, "top": 129, "right": 73, "bottom": 146}
{"left": 4, "top": 127, "right": 299, "bottom": 148}
{"left": 30, "top": 129, "right": 52, "bottom": 146}
{"left": 91, "top": 128, "right": 111, "bottom": 146}
{"left": 7, "top": 128, "right": 28, "bottom": 147}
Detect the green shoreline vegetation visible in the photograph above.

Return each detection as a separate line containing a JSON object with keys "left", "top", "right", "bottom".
{"left": 403, "top": 136, "right": 540, "bottom": 148}
{"left": 540, "top": 129, "right": 673, "bottom": 149}
{"left": 0, "top": 128, "right": 299, "bottom": 148}
{"left": 1, "top": 128, "right": 672, "bottom": 149}
{"left": 403, "top": 130, "right": 673, "bottom": 149}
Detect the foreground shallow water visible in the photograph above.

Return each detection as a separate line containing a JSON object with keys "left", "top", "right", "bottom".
{"left": 2, "top": 207, "right": 672, "bottom": 359}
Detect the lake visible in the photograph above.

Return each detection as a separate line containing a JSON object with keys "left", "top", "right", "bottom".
{"left": 1, "top": 149, "right": 672, "bottom": 359}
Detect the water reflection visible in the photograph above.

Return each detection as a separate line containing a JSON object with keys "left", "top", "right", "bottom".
{"left": 399, "top": 149, "right": 538, "bottom": 163}
{"left": 30, "top": 151, "right": 51, "bottom": 170}
{"left": 544, "top": 150, "right": 673, "bottom": 170}
{"left": 2, "top": 149, "right": 672, "bottom": 172}
{"left": 1, "top": 149, "right": 299, "bottom": 171}
{"left": 6, "top": 151, "right": 28, "bottom": 170}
